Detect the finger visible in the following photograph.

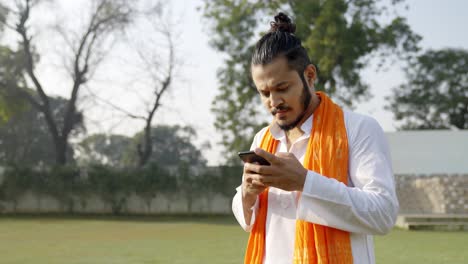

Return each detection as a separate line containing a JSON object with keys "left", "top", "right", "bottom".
{"left": 245, "top": 172, "right": 270, "bottom": 185}
{"left": 248, "top": 172, "right": 261, "bottom": 183}
{"left": 244, "top": 163, "right": 263, "bottom": 175}
{"left": 253, "top": 173, "right": 278, "bottom": 186}
{"left": 244, "top": 172, "right": 256, "bottom": 183}
{"left": 254, "top": 148, "right": 279, "bottom": 165}
{"left": 251, "top": 179, "right": 266, "bottom": 187}
{"left": 243, "top": 163, "right": 251, "bottom": 173}
{"left": 244, "top": 163, "right": 256, "bottom": 173}
{"left": 248, "top": 173, "right": 268, "bottom": 185}
{"left": 262, "top": 176, "right": 278, "bottom": 185}
{"left": 245, "top": 162, "right": 274, "bottom": 176}
{"left": 276, "top": 151, "right": 293, "bottom": 158}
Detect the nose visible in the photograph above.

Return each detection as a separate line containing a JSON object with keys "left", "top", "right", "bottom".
{"left": 269, "top": 92, "right": 283, "bottom": 108}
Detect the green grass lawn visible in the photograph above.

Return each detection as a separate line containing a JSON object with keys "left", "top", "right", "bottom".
{"left": 0, "top": 215, "right": 467, "bottom": 264}
{"left": 375, "top": 228, "right": 468, "bottom": 264}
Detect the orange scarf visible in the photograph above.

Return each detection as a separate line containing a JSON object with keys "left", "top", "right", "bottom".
{"left": 244, "top": 92, "right": 353, "bottom": 264}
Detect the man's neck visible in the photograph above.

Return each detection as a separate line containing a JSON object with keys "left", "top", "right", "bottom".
{"left": 285, "top": 94, "right": 321, "bottom": 150}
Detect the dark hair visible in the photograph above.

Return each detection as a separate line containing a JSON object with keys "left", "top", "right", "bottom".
{"left": 251, "top": 12, "right": 312, "bottom": 77}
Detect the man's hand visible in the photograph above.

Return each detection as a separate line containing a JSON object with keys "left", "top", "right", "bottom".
{"left": 241, "top": 158, "right": 269, "bottom": 225}
{"left": 240, "top": 148, "right": 307, "bottom": 225}
{"left": 244, "top": 148, "right": 308, "bottom": 192}
{"left": 242, "top": 162, "right": 267, "bottom": 206}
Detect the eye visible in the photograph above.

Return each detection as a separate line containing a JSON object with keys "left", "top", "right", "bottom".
{"left": 278, "top": 86, "right": 289, "bottom": 92}
{"left": 260, "top": 90, "right": 270, "bottom": 97}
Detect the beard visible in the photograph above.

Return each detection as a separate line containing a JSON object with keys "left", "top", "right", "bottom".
{"left": 275, "top": 83, "right": 312, "bottom": 131}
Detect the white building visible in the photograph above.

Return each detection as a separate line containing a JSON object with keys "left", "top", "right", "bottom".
{"left": 385, "top": 130, "right": 468, "bottom": 175}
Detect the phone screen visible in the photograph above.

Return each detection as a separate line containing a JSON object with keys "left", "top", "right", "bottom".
{"left": 238, "top": 150, "right": 270, "bottom": 165}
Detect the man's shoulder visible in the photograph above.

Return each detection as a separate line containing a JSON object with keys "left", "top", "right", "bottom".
{"left": 254, "top": 125, "right": 270, "bottom": 140}
{"left": 251, "top": 126, "right": 271, "bottom": 149}
{"left": 343, "top": 109, "right": 385, "bottom": 143}
{"left": 343, "top": 109, "right": 383, "bottom": 131}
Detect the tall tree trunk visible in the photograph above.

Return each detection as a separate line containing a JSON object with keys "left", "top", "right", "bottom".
{"left": 138, "top": 120, "right": 153, "bottom": 167}
{"left": 55, "top": 137, "right": 68, "bottom": 165}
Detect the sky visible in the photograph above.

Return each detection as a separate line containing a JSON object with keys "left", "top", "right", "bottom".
{"left": 2, "top": 0, "right": 468, "bottom": 166}
{"left": 144, "top": 0, "right": 468, "bottom": 165}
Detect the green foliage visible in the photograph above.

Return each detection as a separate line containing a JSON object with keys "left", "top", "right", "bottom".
{"left": 201, "top": 0, "right": 421, "bottom": 163}
{"left": 132, "top": 125, "right": 207, "bottom": 168}
{"left": 43, "top": 166, "right": 84, "bottom": 212}
{"left": 0, "top": 3, "right": 7, "bottom": 36}
{"left": 0, "top": 42, "right": 82, "bottom": 166}
{"left": 0, "top": 3, "right": 6, "bottom": 24}
{"left": 0, "top": 163, "right": 242, "bottom": 215}
{"left": 177, "top": 162, "right": 197, "bottom": 213}
{"left": 176, "top": 163, "right": 241, "bottom": 213}
{"left": 387, "top": 48, "right": 468, "bottom": 129}
{"left": 213, "top": 165, "right": 243, "bottom": 197}
{"left": 0, "top": 165, "right": 33, "bottom": 211}
{"left": 78, "top": 125, "right": 207, "bottom": 168}
{"left": 0, "top": 0, "right": 138, "bottom": 165}
{"left": 0, "top": 12, "right": 32, "bottom": 122}
{"left": 134, "top": 163, "right": 176, "bottom": 212}
{"left": 78, "top": 134, "right": 134, "bottom": 167}
{"left": 0, "top": 95, "right": 78, "bottom": 166}
{"left": 0, "top": 165, "right": 87, "bottom": 213}
{"left": 87, "top": 165, "right": 133, "bottom": 214}
{"left": 0, "top": 46, "right": 29, "bottom": 123}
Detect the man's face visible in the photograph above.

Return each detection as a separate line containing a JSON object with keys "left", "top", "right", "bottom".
{"left": 251, "top": 56, "right": 310, "bottom": 131}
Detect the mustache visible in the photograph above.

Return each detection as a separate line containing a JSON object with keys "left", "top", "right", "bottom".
{"left": 271, "top": 105, "right": 291, "bottom": 115}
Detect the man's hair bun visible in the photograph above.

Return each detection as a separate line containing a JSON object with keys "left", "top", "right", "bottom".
{"left": 252, "top": 11, "right": 311, "bottom": 75}
{"left": 269, "top": 12, "right": 296, "bottom": 34}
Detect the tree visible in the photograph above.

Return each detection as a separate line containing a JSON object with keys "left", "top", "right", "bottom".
{"left": 0, "top": 4, "right": 13, "bottom": 121}
{"left": 0, "top": 2, "right": 5, "bottom": 25}
{"left": 387, "top": 48, "right": 468, "bottom": 130}
{"left": 132, "top": 125, "right": 207, "bottom": 168}
{"left": 101, "top": 2, "right": 177, "bottom": 167}
{"left": 201, "top": 0, "right": 421, "bottom": 163}
{"left": 135, "top": 5, "right": 176, "bottom": 168}
{"left": 0, "top": 0, "right": 135, "bottom": 165}
{"left": 0, "top": 94, "right": 80, "bottom": 166}
{"left": 77, "top": 134, "right": 133, "bottom": 167}
{"left": 0, "top": 4, "right": 28, "bottom": 123}
{"left": 0, "top": 46, "right": 28, "bottom": 123}
{"left": 77, "top": 125, "right": 207, "bottom": 169}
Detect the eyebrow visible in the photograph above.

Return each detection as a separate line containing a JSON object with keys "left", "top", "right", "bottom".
{"left": 272, "top": 81, "right": 289, "bottom": 88}
{"left": 258, "top": 81, "right": 289, "bottom": 92}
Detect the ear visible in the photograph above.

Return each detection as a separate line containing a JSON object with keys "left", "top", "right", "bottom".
{"left": 303, "top": 64, "right": 317, "bottom": 88}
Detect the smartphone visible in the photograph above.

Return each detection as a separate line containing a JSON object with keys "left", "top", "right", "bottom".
{"left": 238, "top": 150, "right": 271, "bottom": 165}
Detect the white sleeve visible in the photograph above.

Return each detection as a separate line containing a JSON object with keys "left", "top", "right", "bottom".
{"left": 231, "top": 127, "right": 268, "bottom": 231}
{"left": 296, "top": 115, "right": 399, "bottom": 235}
{"left": 232, "top": 186, "right": 259, "bottom": 232}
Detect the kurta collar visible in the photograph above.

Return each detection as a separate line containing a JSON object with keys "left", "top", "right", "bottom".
{"left": 269, "top": 114, "right": 314, "bottom": 141}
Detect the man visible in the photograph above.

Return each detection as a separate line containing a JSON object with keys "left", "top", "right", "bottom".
{"left": 232, "top": 12, "right": 398, "bottom": 264}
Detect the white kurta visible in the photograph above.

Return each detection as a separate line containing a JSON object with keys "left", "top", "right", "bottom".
{"left": 232, "top": 110, "right": 399, "bottom": 264}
